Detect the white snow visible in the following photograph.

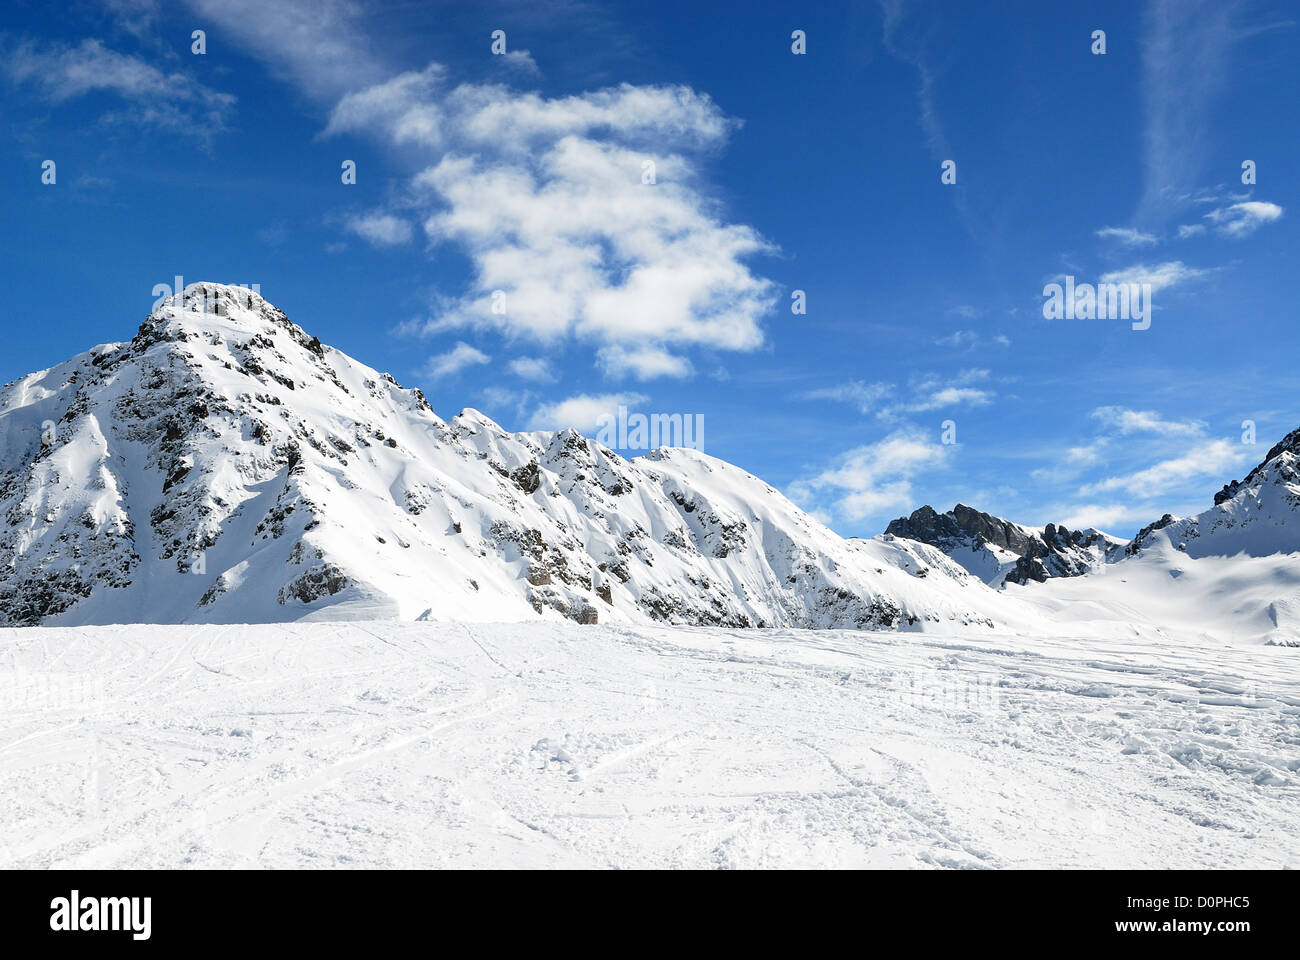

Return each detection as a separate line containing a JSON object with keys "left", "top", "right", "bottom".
{"left": 0, "top": 619, "right": 1295, "bottom": 869}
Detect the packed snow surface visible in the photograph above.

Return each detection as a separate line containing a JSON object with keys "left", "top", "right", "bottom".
{"left": 2, "top": 620, "right": 1295, "bottom": 869}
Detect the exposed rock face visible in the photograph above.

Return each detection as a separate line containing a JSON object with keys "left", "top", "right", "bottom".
{"left": 0, "top": 283, "right": 1008, "bottom": 630}
{"left": 886, "top": 504, "right": 1126, "bottom": 586}
{"left": 888, "top": 504, "right": 1045, "bottom": 558}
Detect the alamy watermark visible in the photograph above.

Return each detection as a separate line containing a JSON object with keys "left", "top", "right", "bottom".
{"left": 595, "top": 406, "right": 704, "bottom": 452}
{"left": 151, "top": 276, "right": 261, "bottom": 315}
{"left": 0, "top": 670, "right": 106, "bottom": 714}
{"left": 887, "top": 668, "right": 1002, "bottom": 716}
{"left": 1042, "top": 276, "right": 1152, "bottom": 330}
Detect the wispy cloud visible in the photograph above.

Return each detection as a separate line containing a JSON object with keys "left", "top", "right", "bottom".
{"left": 897, "top": 370, "right": 993, "bottom": 416}
{"left": 344, "top": 211, "right": 414, "bottom": 247}
{"left": 790, "top": 429, "right": 952, "bottom": 522}
{"left": 1100, "top": 260, "right": 1209, "bottom": 294}
{"left": 425, "top": 342, "right": 490, "bottom": 378}
{"left": 497, "top": 49, "right": 540, "bottom": 77}
{"left": 803, "top": 369, "right": 994, "bottom": 420}
{"left": 184, "top": 0, "right": 385, "bottom": 98}
{"left": 1055, "top": 503, "right": 1153, "bottom": 533}
{"left": 527, "top": 392, "right": 648, "bottom": 432}
{"left": 1136, "top": 0, "right": 1239, "bottom": 224}
{"left": 1204, "top": 200, "right": 1284, "bottom": 238}
{"left": 597, "top": 345, "right": 693, "bottom": 381}
{"left": 1096, "top": 226, "right": 1159, "bottom": 247}
{"left": 802, "top": 380, "right": 891, "bottom": 415}
{"left": 3, "top": 37, "right": 234, "bottom": 135}
{"left": 102, "top": 0, "right": 161, "bottom": 40}
{"left": 1091, "top": 406, "right": 1206, "bottom": 437}
{"left": 933, "top": 329, "right": 1011, "bottom": 350}
{"left": 1082, "top": 439, "right": 1252, "bottom": 499}
{"left": 508, "top": 356, "right": 555, "bottom": 382}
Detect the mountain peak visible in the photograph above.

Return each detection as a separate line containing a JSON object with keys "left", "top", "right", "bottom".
{"left": 123, "top": 283, "right": 338, "bottom": 387}
{"left": 159, "top": 281, "right": 273, "bottom": 319}
{"left": 141, "top": 282, "right": 318, "bottom": 348}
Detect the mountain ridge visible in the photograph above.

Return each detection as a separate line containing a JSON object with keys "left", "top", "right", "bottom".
{"left": 884, "top": 503, "right": 1126, "bottom": 586}
{"left": 0, "top": 283, "right": 1012, "bottom": 630}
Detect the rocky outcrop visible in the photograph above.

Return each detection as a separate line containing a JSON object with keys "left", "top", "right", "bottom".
{"left": 886, "top": 504, "right": 1126, "bottom": 586}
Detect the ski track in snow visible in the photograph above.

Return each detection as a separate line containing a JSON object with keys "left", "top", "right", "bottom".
{"left": 1, "top": 621, "right": 1296, "bottom": 869}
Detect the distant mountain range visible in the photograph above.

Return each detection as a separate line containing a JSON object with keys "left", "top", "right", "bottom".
{"left": 886, "top": 425, "right": 1300, "bottom": 586}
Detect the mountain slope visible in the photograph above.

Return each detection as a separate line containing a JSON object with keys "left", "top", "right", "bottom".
{"left": 0, "top": 283, "right": 1016, "bottom": 630}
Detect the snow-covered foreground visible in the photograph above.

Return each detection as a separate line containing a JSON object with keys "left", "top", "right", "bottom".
{"left": 1, "top": 621, "right": 1296, "bottom": 869}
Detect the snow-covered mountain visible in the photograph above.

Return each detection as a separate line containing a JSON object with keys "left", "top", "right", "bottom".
{"left": 884, "top": 503, "right": 1126, "bottom": 586}
{"left": 0, "top": 283, "right": 1012, "bottom": 630}
{"left": 1127, "top": 426, "right": 1300, "bottom": 559}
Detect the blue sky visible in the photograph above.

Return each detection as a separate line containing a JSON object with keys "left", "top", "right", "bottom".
{"left": 3, "top": 0, "right": 1297, "bottom": 538}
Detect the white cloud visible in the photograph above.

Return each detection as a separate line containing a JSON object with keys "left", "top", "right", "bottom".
{"left": 597, "top": 345, "right": 693, "bottom": 380}
{"left": 498, "top": 49, "right": 540, "bottom": 76}
{"left": 1095, "top": 226, "right": 1158, "bottom": 246}
{"left": 1056, "top": 504, "right": 1151, "bottom": 533}
{"left": 1203, "top": 201, "right": 1284, "bottom": 238}
{"left": 804, "top": 369, "right": 994, "bottom": 419}
{"left": 1091, "top": 406, "right": 1205, "bottom": 437}
{"left": 1177, "top": 223, "right": 1206, "bottom": 238}
{"left": 425, "top": 342, "right": 490, "bottom": 378}
{"left": 1099, "top": 260, "right": 1208, "bottom": 294}
{"left": 933, "top": 329, "right": 1013, "bottom": 351}
{"left": 908, "top": 386, "right": 991, "bottom": 412}
{"left": 327, "top": 72, "right": 769, "bottom": 374}
{"left": 323, "top": 64, "right": 446, "bottom": 147}
{"left": 479, "top": 385, "right": 516, "bottom": 410}
{"left": 185, "top": 0, "right": 385, "bottom": 99}
{"left": 527, "top": 392, "right": 648, "bottom": 432}
{"left": 1082, "top": 439, "right": 1252, "bottom": 498}
{"left": 3, "top": 37, "right": 235, "bottom": 134}
{"left": 413, "top": 134, "right": 774, "bottom": 357}
{"left": 898, "top": 370, "right": 992, "bottom": 415}
{"left": 102, "top": 0, "right": 161, "bottom": 40}
{"left": 508, "top": 356, "right": 555, "bottom": 382}
{"left": 1029, "top": 439, "right": 1110, "bottom": 485}
{"left": 933, "top": 330, "right": 978, "bottom": 349}
{"left": 790, "top": 430, "right": 952, "bottom": 522}
{"left": 802, "top": 380, "right": 892, "bottom": 415}
{"left": 172, "top": 3, "right": 775, "bottom": 380}
{"left": 344, "top": 212, "right": 414, "bottom": 247}
{"left": 1066, "top": 443, "right": 1104, "bottom": 465}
